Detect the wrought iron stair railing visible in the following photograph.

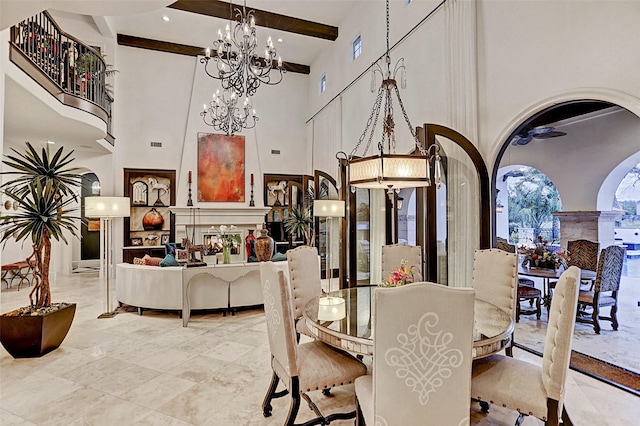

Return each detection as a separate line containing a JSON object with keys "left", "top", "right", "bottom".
{"left": 9, "top": 11, "right": 114, "bottom": 141}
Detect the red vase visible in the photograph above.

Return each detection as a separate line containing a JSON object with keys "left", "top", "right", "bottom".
{"left": 245, "top": 229, "right": 256, "bottom": 258}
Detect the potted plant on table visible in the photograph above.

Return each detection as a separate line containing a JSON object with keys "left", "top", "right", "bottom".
{"left": 284, "top": 206, "right": 315, "bottom": 246}
{"left": 0, "top": 142, "right": 82, "bottom": 358}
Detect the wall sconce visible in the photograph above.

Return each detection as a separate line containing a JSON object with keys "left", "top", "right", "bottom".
{"left": 496, "top": 200, "right": 504, "bottom": 214}
{"left": 397, "top": 196, "right": 404, "bottom": 211}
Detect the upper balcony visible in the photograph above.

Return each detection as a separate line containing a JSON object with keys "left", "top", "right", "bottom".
{"left": 7, "top": 11, "right": 115, "bottom": 146}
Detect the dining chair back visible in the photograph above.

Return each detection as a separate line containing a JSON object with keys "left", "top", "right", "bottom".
{"left": 287, "top": 246, "right": 322, "bottom": 338}
{"left": 471, "top": 266, "right": 580, "bottom": 426}
{"left": 567, "top": 239, "right": 600, "bottom": 272}
{"left": 286, "top": 246, "right": 322, "bottom": 319}
{"left": 473, "top": 249, "right": 518, "bottom": 353}
{"left": 260, "top": 262, "right": 367, "bottom": 425}
{"left": 381, "top": 244, "right": 423, "bottom": 282}
{"left": 495, "top": 241, "right": 542, "bottom": 323}
{"left": 576, "top": 245, "right": 625, "bottom": 333}
{"left": 473, "top": 249, "right": 518, "bottom": 319}
{"left": 355, "top": 282, "right": 475, "bottom": 426}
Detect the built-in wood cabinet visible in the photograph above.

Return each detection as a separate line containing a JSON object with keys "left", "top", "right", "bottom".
{"left": 263, "top": 173, "right": 312, "bottom": 253}
{"left": 123, "top": 168, "right": 176, "bottom": 262}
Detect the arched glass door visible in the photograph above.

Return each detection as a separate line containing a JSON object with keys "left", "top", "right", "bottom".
{"left": 343, "top": 125, "right": 490, "bottom": 288}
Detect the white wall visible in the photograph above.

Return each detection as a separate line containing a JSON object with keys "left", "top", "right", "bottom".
{"left": 308, "top": 0, "right": 640, "bottom": 211}
{"left": 113, "top": 46, "right": 311, "bottom": 210}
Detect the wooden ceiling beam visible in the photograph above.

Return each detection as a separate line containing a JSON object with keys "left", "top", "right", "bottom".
{"left": 117, "top": 34, "right": 310, "bottom": 75}
{"left": 168, "top": 0, "right": 338, "bottom": 41}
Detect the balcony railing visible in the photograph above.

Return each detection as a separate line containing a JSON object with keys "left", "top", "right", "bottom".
{"left": 9, "top": 11, "right": 114, "bottom": 143}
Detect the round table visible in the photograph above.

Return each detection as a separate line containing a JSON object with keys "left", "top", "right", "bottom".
{"left": 303, "top": 286, "right": 514, "bottom": 360}
{"left": 518, "top": 265, "right": 596, "bottom": 310}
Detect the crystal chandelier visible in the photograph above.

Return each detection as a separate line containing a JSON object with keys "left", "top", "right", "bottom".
{"left": 341, "top": 0, "right": 442, "bottom": 194}
{"left": 200, "top": 0, "right": 286, "bottom": 135}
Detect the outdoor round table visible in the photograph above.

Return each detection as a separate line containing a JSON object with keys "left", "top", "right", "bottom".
{"left": 518, "top": 265, "right": 596, "bottom": 311}
{"left": 303, "top": 285, "right": 514, "bottom": 360}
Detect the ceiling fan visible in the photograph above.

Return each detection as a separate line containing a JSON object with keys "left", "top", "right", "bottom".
{"left": 511, "top": 126, "right": 567, "bottom": 146}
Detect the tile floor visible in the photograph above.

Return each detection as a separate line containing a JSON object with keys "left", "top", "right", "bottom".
{"left": 1, "top": 272, "right": 639, "bottom": 425}
{"left": 515, "top": 272, "right": 640, "bottom": 375}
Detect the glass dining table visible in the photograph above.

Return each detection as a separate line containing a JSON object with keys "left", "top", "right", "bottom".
{"left": 303, "top": 285, "right": 514, "bottom": 360}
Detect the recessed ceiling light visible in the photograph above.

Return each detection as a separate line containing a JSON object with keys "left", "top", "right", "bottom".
{"left": 277, "top": 38, "right": 283, "bottom": 43}
{"left": 162, "top": 15, "right": 170, "bottom": 22}
{"left": 47, "top": 140, "right": 55, "bottom": 144}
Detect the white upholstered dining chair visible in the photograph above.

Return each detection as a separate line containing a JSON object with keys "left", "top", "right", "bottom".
{"left": 381, "top": 244, "right": 423, "bottom": 282}
{"left": 471, "top": 266, "right": 580, "bottom": 426}
{"left": 260, "top": 262, "right": 367, "bottom": 425}
{"left": 355, "top": 282, "right": 475, "bottom": 426}
{"left": 286, "top": 245, "right": 322, "bottom": 338}
{"left": 472, "top": 248, "right": 518, "bottom": 356}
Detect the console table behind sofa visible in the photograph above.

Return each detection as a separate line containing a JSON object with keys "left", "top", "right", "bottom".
{"left": 116, "top": 262, "right": 289, "bottom": 327}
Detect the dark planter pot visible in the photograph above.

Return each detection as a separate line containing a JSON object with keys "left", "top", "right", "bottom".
{"left": 0, "top": 303, "right": 76, "bottom": 358}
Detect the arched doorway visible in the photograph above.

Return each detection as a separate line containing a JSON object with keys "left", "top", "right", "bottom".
{"left": 492, "top": 98, "right": 640, "bottom": 382}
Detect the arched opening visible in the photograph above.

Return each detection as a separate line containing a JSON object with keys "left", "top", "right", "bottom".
{"left": 496, "top": 166, "right": 562, "bottom": 247}
{"left": 492, "top": 98, "right": 640, "bottom": 385}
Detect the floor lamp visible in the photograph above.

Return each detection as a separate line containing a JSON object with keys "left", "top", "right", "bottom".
{"left": 313, "top": 200, "right": 345, "bottom": 292}
{"left": 85, "top": 196, "right": 130, "bottom": 319}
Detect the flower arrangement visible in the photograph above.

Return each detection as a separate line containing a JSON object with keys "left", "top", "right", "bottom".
{"left": 209, "top": 225, "right": 242, "bottom": 263}
{"left": 520, "top": 236, "right": 570, "bottom": 270}
{"left": 379, "top": 259, "right": 416, "bottom": 287}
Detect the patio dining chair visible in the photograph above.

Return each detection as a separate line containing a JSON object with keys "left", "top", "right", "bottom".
{"left": 576, "top": 245, "right": 625, "bottom": 333}
{"left": 550, "top": 239, "right": 600, "bottom": 291}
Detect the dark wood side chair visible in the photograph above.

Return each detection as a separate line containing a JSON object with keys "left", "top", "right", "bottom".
{"left": 576, "top": 245, "right": 625, "bottom": 334}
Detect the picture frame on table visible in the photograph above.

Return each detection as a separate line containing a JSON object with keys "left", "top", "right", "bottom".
{"left": 160, "top": 234, "right": 170, "bottom": 245}
{"left": 131, "top": 237, "right": 143, "bottom": 246}
{"left": 175, "top": 248, "right": 189, "bottom": 263}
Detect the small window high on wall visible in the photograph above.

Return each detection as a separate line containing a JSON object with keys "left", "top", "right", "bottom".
{"left": 320, "top": 74, "right": 327, "bottom": 93}
{"left": 352, "top": 35, "right": 362, "bottom": 60}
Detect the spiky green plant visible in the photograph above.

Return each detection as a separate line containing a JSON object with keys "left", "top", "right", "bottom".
{"left": 284, "top": 206, "right": 314, "bottom": 246}
{"left": 1, "top": 142, "right": 82, "bottom": 309}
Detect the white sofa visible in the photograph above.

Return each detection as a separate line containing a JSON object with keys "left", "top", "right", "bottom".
{"left": 116, "top": 262, "right": 289, "bottom": 326}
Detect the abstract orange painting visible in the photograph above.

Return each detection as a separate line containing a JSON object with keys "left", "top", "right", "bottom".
{"left": 197, "top": 133, "right": 245, "bottom": 202}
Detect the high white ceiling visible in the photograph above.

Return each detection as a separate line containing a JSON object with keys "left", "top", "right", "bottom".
{"left": 107, "top": 1, "right": 361, "bottom": 67}
{"left": 2, "top": 1, "right": 363, "bottom": 154}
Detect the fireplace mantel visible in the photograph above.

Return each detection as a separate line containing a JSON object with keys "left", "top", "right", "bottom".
{"left": 169, "top": 207, "right": 271, "bottom": 227}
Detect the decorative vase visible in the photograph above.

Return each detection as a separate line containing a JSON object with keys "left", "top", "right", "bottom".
{"left": 223, "top": 246, "right": 231, "bottom": 264}
{"left": 245, "top": 229, "right": 256, "bottom": 259}
{"left": 254, "top": 224, "right": 275, "bottom": 262}
{"left": 142, "top": 208, "right": 164, "bottom": 231}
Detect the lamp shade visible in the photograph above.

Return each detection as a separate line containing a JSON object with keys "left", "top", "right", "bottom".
{"left": 85, "top": 197, "right": 130, "bottom": 218}
{"left": 317, "top": 296, "right": 346, "bottom": 321}
{"left": 313, "top": 200, "right": 345, "bottom": 218}
{"left": 349, "top": 154, "right": 431, "bottom": 189}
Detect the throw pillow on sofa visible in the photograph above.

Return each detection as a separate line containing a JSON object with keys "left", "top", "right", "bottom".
{"left": 133, "top": 257, "right": 145, "bottom": 265}
{"left": 143, "top": 254, "right": 163, "bottom": 266}
{"left": 160, "top": 253, "right": 182, "bottom": 267}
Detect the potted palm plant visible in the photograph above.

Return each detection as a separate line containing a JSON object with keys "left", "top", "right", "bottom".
{"left": 284, "top": 206, "right": 314, "bottom": 246}
{"left": 0, "top": 142, "right": 82, "bottom": 358}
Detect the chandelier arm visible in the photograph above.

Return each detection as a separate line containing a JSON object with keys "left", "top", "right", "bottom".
{"left": 363, "top": 88, "right": 385, "bottom": 157}
{"left": 348, "top": 85, "right": 385, "bottom": 160}
{"left": 393, "top": 84, "right": 426, "bottom": 155}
